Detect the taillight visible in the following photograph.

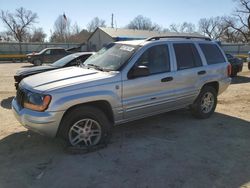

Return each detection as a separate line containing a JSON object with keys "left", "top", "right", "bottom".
{"left": 227, "top": 64, "right": 232, "bottom": 76}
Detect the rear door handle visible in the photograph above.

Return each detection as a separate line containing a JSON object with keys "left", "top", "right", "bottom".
{"left": 198, "top": 70, "right": 206, "bottom": 75}
{"left": 161, "top": 77, "right": 173, "bottom": 82}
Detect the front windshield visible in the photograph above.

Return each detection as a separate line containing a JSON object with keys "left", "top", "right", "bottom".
{"left": 38, "top": 48, "right": 48, "bottom": 54}
{"left": 52, "top": 54, "right": 78, "bottom": 67}
{"left": 84, "top": 43, "right": 138, "bottom": 71}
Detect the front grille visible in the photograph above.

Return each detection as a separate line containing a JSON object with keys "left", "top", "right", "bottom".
{"left": 16, "top": 88, "right": 25, "bottom": 107}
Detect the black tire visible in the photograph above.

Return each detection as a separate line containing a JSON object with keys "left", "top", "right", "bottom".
{"left": 34, "top": 59, "right": 42, "bottom": 66}
{"left": 190, "top": 86, "right": 217, "bottom": 119}
{"left": 59, "top": 105, "right": 112, "bottom": 148}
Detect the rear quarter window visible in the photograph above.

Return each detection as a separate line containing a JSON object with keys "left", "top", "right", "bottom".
{"left": 199, "top": 44, "right": 226, "bottom": 65}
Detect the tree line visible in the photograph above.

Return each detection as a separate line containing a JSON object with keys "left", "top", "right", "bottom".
{"left": 1, "top": 0, "right": 250, "bottom": 43}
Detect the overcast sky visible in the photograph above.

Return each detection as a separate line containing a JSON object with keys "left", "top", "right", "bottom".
{"left": 0, "top": 0, "right": 236, "bottom": 39}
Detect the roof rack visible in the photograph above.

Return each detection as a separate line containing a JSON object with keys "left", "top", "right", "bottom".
{"left": 146, "top": 35, "right": 211, "bottom": 41}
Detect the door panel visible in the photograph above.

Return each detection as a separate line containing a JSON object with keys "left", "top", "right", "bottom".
{"left": 43, "top": 49, "right": 52, "bottom": 63}
{"left": 122, "top": 72, "right": 177, "bottom": 118}
{"left": 171, "top": 43, "right": 204, "bottom": 104}
{"left": 170, "top": 67, "right": 204, "bottom": 105}
{"left": 122, "top": 44, "right": 177, "bottom": 119}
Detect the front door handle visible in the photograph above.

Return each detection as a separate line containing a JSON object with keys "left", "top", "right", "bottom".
{"left": 198, "top": 70, "right": 206, "bottom": 75}
{"left": 161, "top": 77, "right": 173, "bottom": 82}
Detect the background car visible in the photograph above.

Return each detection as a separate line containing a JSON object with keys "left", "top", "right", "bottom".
{"left": 247, "top": 51, "right": 250, "bottom": 70}
{"left": 26, "top": 47, "right": 71, "bottom": 66}
{"left": 15, "top": 52, "right": 94, "bottom": 89}
{"left": 226, "top": 53, "right": 243, "bottom": 77}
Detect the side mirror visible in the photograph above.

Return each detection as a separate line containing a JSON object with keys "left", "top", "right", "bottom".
{"left": 129, "top": 65, "right": 150, "bottom": 79}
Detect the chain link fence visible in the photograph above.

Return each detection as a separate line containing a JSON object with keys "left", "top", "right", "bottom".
{"left": 0, "top": 42, "right": 80, "bottom": 55}
{"left": 0, "top": 42, "right": 250, "bottom": 61}
{"left": 221, "top": 43, "right": 250, "bottom": 55}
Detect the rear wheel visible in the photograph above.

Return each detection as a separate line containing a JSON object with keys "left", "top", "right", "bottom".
{"left": 191, "top": 86, "right": 217, "bottom": 119}
{"left": 59, "top": 106, "right": 112, "bottom": 147}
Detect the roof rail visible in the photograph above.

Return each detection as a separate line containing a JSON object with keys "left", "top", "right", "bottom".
{"left": 146, "top": 35, "right": 211, "bottom": 41}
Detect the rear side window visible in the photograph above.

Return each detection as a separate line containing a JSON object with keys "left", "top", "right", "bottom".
{"left": 173, "top": 43, "right": 202, "bottom": 70}
{"left": 199, "top": 44, "right": 226, "bottom": 65}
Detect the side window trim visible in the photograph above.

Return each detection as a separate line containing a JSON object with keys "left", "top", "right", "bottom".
{"left": 190, "top": 43, "right": 203, "bottom": 67}
{"left": 169, "top": 42, "right": 177, "bottom": 71}
{"left": 194, "top": 42, "right": 207, "bottom": 66}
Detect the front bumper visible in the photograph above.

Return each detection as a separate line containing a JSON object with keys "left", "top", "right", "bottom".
{"left": 14, "top": 75, "right": 21, "bottom": 90}
{"left": 12, "top": 98, "right": 65, "bottom": 137}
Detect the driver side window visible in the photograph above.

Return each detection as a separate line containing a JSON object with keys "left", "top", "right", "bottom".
{"left": 136, "top": 44, "right": 170, "bottom": 74}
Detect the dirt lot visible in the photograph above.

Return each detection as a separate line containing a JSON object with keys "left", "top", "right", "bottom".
{"left": 0, "top": 62, "right": 249, "bottom": 188}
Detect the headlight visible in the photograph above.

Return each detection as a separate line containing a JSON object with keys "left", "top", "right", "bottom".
{"left": 23, "top": 91, "right": 51, "bottom": 111}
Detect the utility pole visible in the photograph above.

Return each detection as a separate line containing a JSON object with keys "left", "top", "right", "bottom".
{"left": 111, "top": 13, "right": 114, "bottom": 28}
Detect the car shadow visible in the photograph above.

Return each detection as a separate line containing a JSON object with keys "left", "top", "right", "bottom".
{"left": 0, "top": 110, "right": 249, "bottom": 187}
{"left": 231, "top": 75, "right": 250, "bottom": 84}
{"left": 21, "top": 65, "right": 34, "bottom": 68}
{"left": 0, "top": 96, "right": 14, "bottom": 109}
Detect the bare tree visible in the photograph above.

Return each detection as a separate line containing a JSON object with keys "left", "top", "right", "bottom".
{"left": 223, "top": 0, "right": 250, "bottom": 42}
{"left": 50, "top": 16, "right": 90, "bottom": 43}
{"left": 169, "top": 22, "right": 196, "bottom": 33}
{"left": 198, "top": 17, "right": 229, "bottom": 40}
{"left": 0, "top": 31, "right": 14, "bottom": 41}
{"left": 0, "top": 7, "right": 38, "bottom": 42}
{"left": 222, "top": 25, "right": 244, "bottom": 42}
{"left": 28, "top": 28, "right": 46, "bottom": 42}
{"left": 67, "top": 24, "right": 91, "bottom": 43}
{"left": 126, "top": 15, "right": 161, "bottom": 31}
{"left": 87, "top": 17, "right": 106, "bottom": 32}
{"left": 71, "top": 22, "right": 81, "bottom": 35}
{"left": 50, "top": 14, "right": 71, "bottom": 42}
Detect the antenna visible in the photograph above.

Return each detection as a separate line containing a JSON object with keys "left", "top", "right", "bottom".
{"left": 111, "top": 13, "right": 114, "bottom": 28}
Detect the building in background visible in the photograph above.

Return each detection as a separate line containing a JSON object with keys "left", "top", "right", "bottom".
{"left": 87, "top": 27, "right": 167, "bottom": 51}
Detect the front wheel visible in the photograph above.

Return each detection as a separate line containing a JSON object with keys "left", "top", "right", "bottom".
{"left": 59, "top": 106, "right": 112, "bottom": 148}
{"left": 190, "top": 86, "right": 217, "bottom": 119}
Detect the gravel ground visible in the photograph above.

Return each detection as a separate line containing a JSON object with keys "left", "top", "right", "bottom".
{"left": 0, "top": 62, "right": 249, "bottom": 188}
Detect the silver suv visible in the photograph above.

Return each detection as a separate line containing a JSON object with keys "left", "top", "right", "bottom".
{"left": 12, "top": 35, "right": 231, "bottom": 148}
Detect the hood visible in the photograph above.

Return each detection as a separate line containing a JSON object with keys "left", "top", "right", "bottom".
{"left": 20, "top": 67, "right": 117, "bottom": 92}
{"left": 27, "top": 52, "right": 39, "bottom": 56}
{"left": 16, "top": 65, "right": 56, "bottom": 76}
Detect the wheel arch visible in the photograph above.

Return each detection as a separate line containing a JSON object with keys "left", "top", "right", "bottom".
{"left": 56, "top": 100, "right": 114, "bottom": 137}
{"left": 202, "top": 81, "right": 219, "bottom": 94}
